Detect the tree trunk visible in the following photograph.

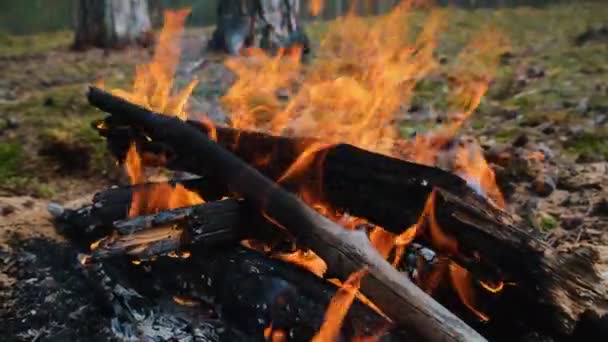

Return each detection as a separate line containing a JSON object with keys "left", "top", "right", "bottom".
{"left": 208, "top": 0, "right": 309, "bottom": 54}
{"left": 73, "top": 0, "right": 152, "bottom": 49}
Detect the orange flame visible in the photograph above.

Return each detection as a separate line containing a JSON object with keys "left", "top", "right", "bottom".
{"left": 454, "top": 144, "right": 505, "bottom": 208}
{"left": 480, "top": 280, "right": 505, "bottom": 294}
{"left": 111, "top": 9, "right": 197, "bottom": 119}
{"left": 222, "top": 2, "right": 506, "bottom": 208}
{"left": 446, "top": 29, "right": 509, "bottom": 134}
{"left": 125, "top": 143, "right": 204, "bottom": 217}
{"left": 369, "top": 226, "right": 397, "bottom": 260}
{"left": 310, "top": 0, "right": 324, "bottom": 16}
{"left": 273, "top": 249, "right": 328, "bottom": 277}
{"left": 173, "top": 296, "right": 200, "bottom": 307}
{"left": 277, "top": 142, "right": 332, "bottom": 185}
{"left": 313, "top": 269, "right": 367, "bottom": 342}
{"left": 222, "top": 4, "right": 444, "bottom": 156}
{"left": 449, "top": 263, "right": 489, "bottom": 322}
{"left": 264, "top": 323, "right": 287, "bottom": 342}
{"left": 108, "top": 9, "right": 206, "bottom": 217}
{"left": 392, "top": 224, "right": 417, "bottom": 267}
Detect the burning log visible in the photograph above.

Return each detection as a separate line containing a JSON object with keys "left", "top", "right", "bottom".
{"left": 92, "top": 87, "right": 470, "bottom": 232}
{"left": 53, "top": 183, "right": 294, "bottom": 260}
{"left": 87, "top": 87, "right": 485, "bottom": 341}
{"left": 89, "top": 199, "right": 242, "bottom": 260}
{"left": 95, "top": 200, "right": 293, "bottom": 260}
{"left": 88, "top": 86, "right": 608, "bottom": 336}
{"left": 53, "top": 177, "right": 225, "bottom": 242}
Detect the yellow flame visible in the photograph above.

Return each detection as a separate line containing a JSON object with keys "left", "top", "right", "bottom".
{"left": 480, "top": 280, "right": 505, "bottom": 294}
{"left": 449, "top": 263, "right": 489, "bottom": 322}
{"left": 313, "top": 269, "right": 367, "bottom": 342}
{"left": 273, "top": 249, "right": 328, "bottom": 277}
{"left": 310, "top": 0, "right": 324, "bottom": 16}
{"left": 172, "top": 296, "right": 200, "bottom": 307}
{"left": 110, "top": 9, "right": 196, "bottom": 119}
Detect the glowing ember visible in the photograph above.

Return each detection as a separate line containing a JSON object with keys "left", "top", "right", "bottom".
{"left": 264, "top": 323, "right": 287, "bottom": 342}
{"left": 167, "top": 251, "right": 191, "bottom": 259}
{"left": 78, "top": 253, "right": 92, "bottom": 265}
{"left": 172, "top": 296, "right": 200, "bottom": 307}
{"left": 90, "top": 239, "right": 102, "bottom": 251}
{"left": 313, "top": 269, "right": 367, "bottom": 342}
{"left": 480, "top": 280, "right": 505, "bottom": 294}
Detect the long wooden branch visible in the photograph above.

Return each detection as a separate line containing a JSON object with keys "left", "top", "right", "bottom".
{"left": 88, "top": 86, "right": 608, "bottom": 335}
{"left": 88, "top": 86, "right": 485, "bottom": 341}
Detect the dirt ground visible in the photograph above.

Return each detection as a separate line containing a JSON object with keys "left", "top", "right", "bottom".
{"left": 1, "top": 2, "right": 607, "bottom": 341}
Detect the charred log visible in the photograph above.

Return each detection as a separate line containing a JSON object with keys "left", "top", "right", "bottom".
{"left": 93, "top": 199, "right": 293, "bottom": 260}
{"left": 433, "top": 189, "right": 608, "bottom": 335}
{"left": 52, "top": 177, "right": 226, "bottom": 243}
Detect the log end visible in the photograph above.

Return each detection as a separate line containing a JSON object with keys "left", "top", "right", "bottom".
{"left": 545, "top": 244, "right": 608, "bottom": 334}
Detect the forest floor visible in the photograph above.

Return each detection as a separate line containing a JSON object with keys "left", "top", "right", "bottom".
{"left": 1, "top": 2, "right": 608, "bottom": 340}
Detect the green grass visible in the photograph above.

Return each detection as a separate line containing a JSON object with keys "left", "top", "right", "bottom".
{"left": 0, "top": 30, "right": 73, "bottom": 57}
{"left": 565, "top": 131, "right": 608, "bottom": 160}
{"left": 0, "top": 143, "right": 22, "bottom": 178}
{"left": 540, "top": 212, "right": 559, "bottom": 231}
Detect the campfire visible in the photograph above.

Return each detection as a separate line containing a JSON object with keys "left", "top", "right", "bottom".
{"left": 50, "top": 4, "right": 608, "bottom": 342}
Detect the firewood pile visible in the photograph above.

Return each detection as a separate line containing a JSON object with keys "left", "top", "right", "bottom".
{"left": 47, "top": 87, "right": 608, "bottom": 341}
{"left": 42, "top": 6, "right": 608, "bottom": 342}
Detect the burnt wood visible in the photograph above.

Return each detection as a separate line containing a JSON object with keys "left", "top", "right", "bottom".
{"left": 91, "top": 198, "right": 294, "bottom": 260}
{"left": 88, "top": 86, "right": 608, "bottom": 336}
{"left": 88, "top": 86, "right": 486, "bottom": 342}
{"left": 54, "top": 177, "right": 225, "bottom": 242}
{"left": 54, "top": 203, "right": 406, "bottom": 341}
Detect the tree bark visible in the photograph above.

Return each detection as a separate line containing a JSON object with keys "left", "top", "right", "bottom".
{"left": 208, "top": 0, "right": 309, "bottom": 54}
{"left": 73, "top": 0, "right": 152, "bottom": 49}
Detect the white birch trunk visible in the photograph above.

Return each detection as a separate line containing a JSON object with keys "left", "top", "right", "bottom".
{"left": 208, "top": 0, "right": 309, "bottom": 54}
{"left": 74, "top": 0, "right": 152, "bottom": 49}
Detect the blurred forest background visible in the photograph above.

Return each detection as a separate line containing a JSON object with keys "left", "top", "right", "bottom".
{"left": 0, "top": 0, "right": 590, "bottom": 35}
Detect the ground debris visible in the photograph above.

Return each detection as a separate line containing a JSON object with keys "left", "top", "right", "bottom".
{"left": 0, "top": 235, "right": 113, "bottom": 341}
